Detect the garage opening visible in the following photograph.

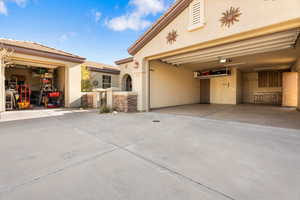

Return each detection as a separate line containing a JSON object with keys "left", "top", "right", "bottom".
{"left": 5, "top": 65, "right": 65, "bottom": 111}
{"left": 149, "top": 29, "right": 300, "bottom": 110}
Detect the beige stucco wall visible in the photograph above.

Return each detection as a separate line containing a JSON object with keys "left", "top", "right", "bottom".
{"left": 149, "top": 60, "right": 200, "bottom": 109}
{"left": 296, "top": 59, "right": 300, "bottom": 110}
{"left": 117, "top": 60, "right": 148, "bottom": 110}
{"left": 118, "top": 0, "right": 300, "bottom": 111}
{"left": 137, "top": 0, "right": 300, "bottom": 111}
{"left": 0, "top": 58, "right": 5, "bottom": 112}
{"left": 282, "top": 72, "right": 298, "bottom": 107}
{"left": 136, "top": 0, "right": 300, "bottom": 59}
{"left": 66, "top": 63, "right": 82, "bottom": 107}
{"left": 210, "top": 68, "right": 239, "bottom": 104}
{"left": 242, "top": 72, "right": 282, "bottom": 104}
{"left": 298, "top": 71, "right": 300, "bottom": 110}
{"left": 118, "top": 61, "right": 136, "bottom": 90}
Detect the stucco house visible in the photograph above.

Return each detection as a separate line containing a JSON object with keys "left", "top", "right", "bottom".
{"left": 81, "top": 61, "right": 120, "bottom": 91}
{"left": 115, "top": 0, "right": 300, "bottom": 112}
{"left": 0, "top": 39, "right": 85, "bottom": 112}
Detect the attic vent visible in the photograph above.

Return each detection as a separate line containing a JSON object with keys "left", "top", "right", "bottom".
{"left": 192, "top": 2, "right": 201, "bottom": 25}
{"left": 189, "top": 0, "right": 205, "bottom": 31}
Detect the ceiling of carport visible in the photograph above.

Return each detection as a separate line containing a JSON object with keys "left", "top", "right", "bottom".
{"left": 161, "top": 29, "right": 300, "bottom": 67}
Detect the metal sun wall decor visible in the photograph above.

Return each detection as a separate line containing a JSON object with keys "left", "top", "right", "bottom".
{"left": 166, "top": 30, "right": 178, "bottom": 44}
{"left": 220, "top": 7, "right": 242, "bottom": 28}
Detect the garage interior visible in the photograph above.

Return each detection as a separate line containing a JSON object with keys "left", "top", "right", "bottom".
{"left": 149, "top": 29, "right": 300, "bottom": 125}
{"left": 5, "top": 63, "right": 65, "bottom": 111}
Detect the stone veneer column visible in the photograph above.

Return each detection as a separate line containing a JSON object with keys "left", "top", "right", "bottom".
{"left": 113, "top": 92, "right": 138, "bottom": 112}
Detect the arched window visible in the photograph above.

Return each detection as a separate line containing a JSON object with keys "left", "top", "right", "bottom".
{"left": 122, "top": 74, "right": 132, "bottom": 91}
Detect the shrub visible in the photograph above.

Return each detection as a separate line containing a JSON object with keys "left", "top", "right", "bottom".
{"left": 99, "top": 105, "right": 111, "bottom": 114}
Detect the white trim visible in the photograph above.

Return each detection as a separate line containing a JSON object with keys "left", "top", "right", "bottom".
{"left": 162, "top": 29, "right": 300, "bottom": 65}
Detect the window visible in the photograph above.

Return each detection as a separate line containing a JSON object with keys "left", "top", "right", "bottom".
{"left": 102, "top": 75, "right": 111, "bottom": 89}
{"left": 188, "top": 0, "right": 205, "bottom": 31}
{"left": 258, "top": 71, "right": 282, "bottom": 88}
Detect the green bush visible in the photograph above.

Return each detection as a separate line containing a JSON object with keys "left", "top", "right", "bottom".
{"left": 99, "top": 105, "right": 111, "bottom": 114}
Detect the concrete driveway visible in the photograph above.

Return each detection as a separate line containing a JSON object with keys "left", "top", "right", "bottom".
{"left": 153, "top": 104, "right": 300, "bottom": 129}
{"left": 0, "top": 110, "right": 300, "bottom": 200}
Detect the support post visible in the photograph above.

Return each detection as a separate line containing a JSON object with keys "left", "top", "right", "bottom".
{"left": 298, "top": 69, "right": 300, "bottom": 111}
{"left": 296, "top": 59, "right": 300, "bottom": 111}
{"left": 0, "top": 57, "right": 5, "bottom": 113}
{"left": 106, "top": 87, "right": 120, "bottom": 110}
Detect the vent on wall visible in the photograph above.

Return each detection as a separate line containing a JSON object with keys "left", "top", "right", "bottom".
{"left": 189, "top": 0, "right": 205, "bottom": 31}
{"left": 192, "top": 2, "right": 201, "bottom": 24}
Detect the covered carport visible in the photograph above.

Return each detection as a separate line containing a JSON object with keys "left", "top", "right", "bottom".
{"left": 149, "top": 28, "right": 300, "bottom": 124}
{"left": 149, "top": 28, "right": 300, "bottom": 128}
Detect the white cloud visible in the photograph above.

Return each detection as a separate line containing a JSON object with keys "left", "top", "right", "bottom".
{"left": 11, "top": 0, "right": 27, "bottom": 7}
{"left": 0, "top": 1, "right": 8, "bottom": 15}
{"left": 0, "top": 0, "right": 28, "bottom": 15}
{"left": 106, "top": 0, "right": 171, "bottom": 31}
{"left": 59, "top": 32, "right": 77, "bottom": 42}
{"left": 105, "top": 13, "right": 151, "bottom": 31}
{"left": 89, "top": 9, "right": 102, "bottom": 23}
{"left": 95, "top": 11, "right": 101, "bottom": 23}
{"left": 129, "top": 0, "right": 165, "bottom": 15}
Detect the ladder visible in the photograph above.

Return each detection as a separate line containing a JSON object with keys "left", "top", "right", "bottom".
{"left": 5, "top": 91, "right": 16, "bottom": 110}
{"left": 39, "top": 78, "right": 53, "bottom": 105}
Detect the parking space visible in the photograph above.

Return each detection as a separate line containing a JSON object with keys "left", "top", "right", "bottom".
{"left": 0, "top": 110, "right": 300, "bottom": 200}
{"left": 152, "top": 104, "right": 300, "bottom": 129}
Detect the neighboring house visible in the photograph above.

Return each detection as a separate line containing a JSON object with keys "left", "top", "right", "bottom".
{"left": 81, "top": 61, "right": 120, "bottom": 91}
{"left": 115, "top": 0, "right": 300, "bottom": 112}
{"left": 0, "top": 38, "right": 86, "bottom": 112}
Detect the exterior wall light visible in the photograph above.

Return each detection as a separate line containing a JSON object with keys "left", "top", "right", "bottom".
{"left": 219, "top": 58, "right": 232, "bottom": 64}
{"left": 220, "top": 58, "right": 227, "bottom": 63}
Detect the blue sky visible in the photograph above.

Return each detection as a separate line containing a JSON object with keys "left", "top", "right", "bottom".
{"left": 0, "top": 0, "right": 174, "bottom": 65}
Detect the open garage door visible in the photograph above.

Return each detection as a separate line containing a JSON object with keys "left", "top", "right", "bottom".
{"left": 4, "top": 61, "right": 65, "bottom": 111}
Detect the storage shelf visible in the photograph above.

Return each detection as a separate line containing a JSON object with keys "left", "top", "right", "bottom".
{"left": 195, "top": 74, "right": 230, "bottom": 79}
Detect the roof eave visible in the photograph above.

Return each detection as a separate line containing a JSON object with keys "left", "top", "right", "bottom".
{"left": 115, "top": 57, "right": 134, "bottom": 65}
{"left": 127, "top": 0, "right": 192, "bottom": 56}
{"left": 87, "top": 66, "right": 120, "bottom": 75}
{"left": 1, "top": 43, "right": 86, "bottom": 64}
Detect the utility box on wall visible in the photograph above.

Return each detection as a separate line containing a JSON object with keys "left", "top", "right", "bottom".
{"left": 282, "top": 72, "right": 298, "bottom": 107}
